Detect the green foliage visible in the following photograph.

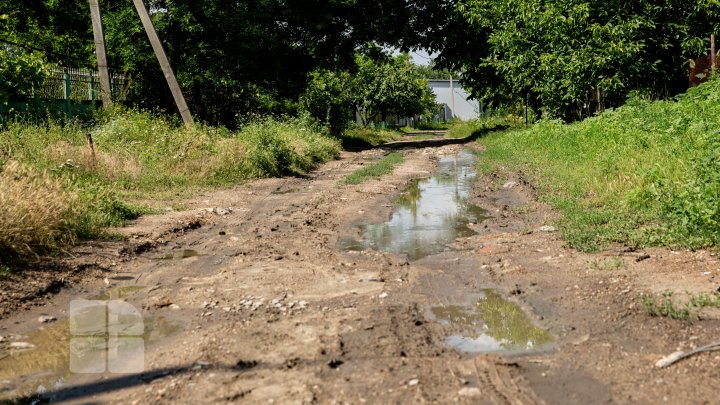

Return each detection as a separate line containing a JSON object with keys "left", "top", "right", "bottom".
{"left": 352, "top": 54, "right": 436, "bottom": 126}
{"left": 0, "top": 109, "right": 340, "bottom": 258}
{"left": 343, "top": 152, "right": 404, "bottom": 185}
{"left": 301, "top": 54, "right": 437, "bottom": 133}
{"left": 299, "top": 70, "right": 352, "bottom": 136}
{"left": 0, "top": 0, "right": 94, "bottom": 67}
{"left": 0, "top": 47, "right": 47, "bottom": 110}
{"left": 477, "top": 78, "right": 720, "bottom": 251}
{"left": 441, "top": 0, "right": 720, "bottom": 121}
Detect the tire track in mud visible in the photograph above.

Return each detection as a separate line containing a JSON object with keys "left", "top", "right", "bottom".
{"left": 4, "top": 142, "right": 720, "bottom": 404}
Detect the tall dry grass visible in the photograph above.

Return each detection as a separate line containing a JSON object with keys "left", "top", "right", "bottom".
{"left": 0, "top": 161, "right": 76, "bottom": 263}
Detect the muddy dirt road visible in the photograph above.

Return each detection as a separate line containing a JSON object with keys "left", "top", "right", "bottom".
{"left": 2, "top": 141, "right": 720, "bottom": 404}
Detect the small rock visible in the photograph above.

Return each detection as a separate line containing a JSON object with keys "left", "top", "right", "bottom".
{"left": 9, "top": 342, "right": 36, "bottom": 350}
{"left": 407, "top": 379, "right": 419, "bottom": 386}
{"left": 37, "top": 385, "right": 47, "bottom": 394}
{"left": 378, "top": 292, "right": 388, "bottom": 299}
{"left": 458, "top": 387, "right": 481, "bottom": 397}
{"left": 170, "top": 304, "right": 181, "bottom": 310}
{"left": 298, "top": 300, "right": 307, "bottom": 309}
{"left": 539, "top": 225, "right": 556, "bottom": 232}
{"left": 38, "top": 315, "right": 56, "bottom": 323}
{"left": 502, "top": 181, "right": 517, "bottom": 189}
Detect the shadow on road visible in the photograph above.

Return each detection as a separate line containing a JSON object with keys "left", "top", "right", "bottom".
{"left": 340, "top": 124, "right": 509, "bottom": 152}
{"left": 4, "top": 362, "right": 262, "bottom": 405}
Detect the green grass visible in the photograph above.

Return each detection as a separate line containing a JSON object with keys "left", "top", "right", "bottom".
{"left": 447, "top": 117, "right": 512, "bottom": 139}
{"left": 588, "top": 256, "right": 625, "bottom": 271}
{"left": 343, "top": 152, "right": 404, "bottom": 185}
{"left": 0, "top": 108, "right": 340, "bottom": 264}
{"left": 642, "top": 291, "right": 720, "bottom": 320}
{"left": 477, "top": 78, "right": 720, "bottom": 252}
{"left": 339, "top": 126, "right": 403, "bottom": 149}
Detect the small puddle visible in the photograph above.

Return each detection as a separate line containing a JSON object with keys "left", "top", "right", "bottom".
{"left": 153, "top": 249, "right": 203, "bottom": 260}
{"left": 91, "top": 285, "right": 146, "bottom": 300}
{"left": 430, "top": 289, "right": 553, "bottom": 354}
{"left": 0, "top": 299, "right": 184, "bottom": 399}
{"left": 271, "top": 188, "right": 302, "bottom": 194}
{"left": 341, "top": 149, "right": 489, "bottom": 260}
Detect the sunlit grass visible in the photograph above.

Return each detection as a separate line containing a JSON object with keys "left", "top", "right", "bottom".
{"left": 478, "top": 78, "right": 720, "bottom": 251}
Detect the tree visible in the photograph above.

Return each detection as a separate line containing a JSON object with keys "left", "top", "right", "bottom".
{"left": 416, "top": 0, "right": 720, "bottom": 121}
{"left": 351, "top": 54, "right": 436, "bottom": 126}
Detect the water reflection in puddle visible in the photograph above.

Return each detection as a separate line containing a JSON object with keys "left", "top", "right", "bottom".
{"left": 0, "top": 300, "right": 183, "bottom": 399}
{"left": 430, "top": 289, "right": 553, "bottom": 354}
{"left": 342, "top": 149, "right": 489, "bottom": 260}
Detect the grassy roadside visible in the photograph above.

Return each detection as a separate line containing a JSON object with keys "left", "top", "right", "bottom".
{"left": 0, "top": 108, "right": 340, "bottom": 267}
{"left": 476, "top": 78, "right": 720, "bottom": 252}
{"left": 338, "top": 126, "right": 403, "bottom": 149}
{"left": 343, "top": 152, "right": 404, "bottom": 185}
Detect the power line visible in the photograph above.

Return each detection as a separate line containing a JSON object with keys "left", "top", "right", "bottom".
{"left": 0, "top": 37, "right": 92, "bottom": 65}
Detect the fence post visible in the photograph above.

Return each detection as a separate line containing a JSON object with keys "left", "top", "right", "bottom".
{"left": 89, "top": 73, "right": 95, "bottom": 101}
{"left": 64, "top": 72, "right": 72, "bottom": 120}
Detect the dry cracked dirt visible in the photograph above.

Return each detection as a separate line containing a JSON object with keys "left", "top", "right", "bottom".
{"left": 1, "top": 139, "right": 720, "bottom": 404}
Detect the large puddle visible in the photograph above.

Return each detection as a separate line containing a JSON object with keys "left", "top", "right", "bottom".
{"left": 430, "top": 289, "right": 553, "bottom": 354}
{"left": 0, "top": 288, "right": 183, "bottom": 399}
{"left": 341, "top": 149, "right": 488, "bottom": 260}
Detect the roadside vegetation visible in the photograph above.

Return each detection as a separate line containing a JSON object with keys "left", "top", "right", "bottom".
{"left": 642, "top": 291, "right": 720, "bottom": 320}
{"left": 477, "top": 78, "right": 720, "bottom": 252}
{"left": 0, "top": 108, "right": 340, "bottom": 267}
{"left": 343, "top": 151, "right": 404, "bottom": 185}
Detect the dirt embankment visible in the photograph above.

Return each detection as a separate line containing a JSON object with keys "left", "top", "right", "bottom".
{"left": 2, "top": 142, "right": 720, "bottom": 404}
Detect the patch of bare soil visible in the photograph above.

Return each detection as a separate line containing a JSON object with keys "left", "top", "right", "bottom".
{"left": 1, "top": 142, "right": 719, "bottom": 404}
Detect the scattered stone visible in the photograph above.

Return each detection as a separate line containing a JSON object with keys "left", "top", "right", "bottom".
{"left": 9, "top": 342, "right": 36, "bottom": 350}
{"left": 207, "top": 207, "right": 232, "bottom": 216}
{"left": 458, "top": 387, "right": 481, "bottom": 397}
{"left": 38, "top": 315, "right": 56, "bottom": 323}
{"left": 378, "top": 292, "right": 388, "bottom": 299}
{"left": 539, "top": 225, "right": 556, "bottom": 232}
{"left": 407, "top": 379, "right": 419, "bottom": 387}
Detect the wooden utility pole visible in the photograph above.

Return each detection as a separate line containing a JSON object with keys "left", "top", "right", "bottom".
{"left": 132, "top": 0, "right": 193, "bottom": 128}
{"left": 711, "top": 34, "right": 716, "bottom": 73}
{"left": 88, "top": 0, "right": 112, "bottom": 106}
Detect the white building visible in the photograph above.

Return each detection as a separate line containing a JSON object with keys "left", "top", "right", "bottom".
{"left": 428, "top": 79, "right": 482, "bottom": 121}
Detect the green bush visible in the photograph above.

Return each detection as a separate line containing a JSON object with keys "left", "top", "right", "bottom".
{"left": 477, "top": 77, "right": 720, "bottom": 251}
{"left": 0, "top": 109, "right": 341, "bottom": 261}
